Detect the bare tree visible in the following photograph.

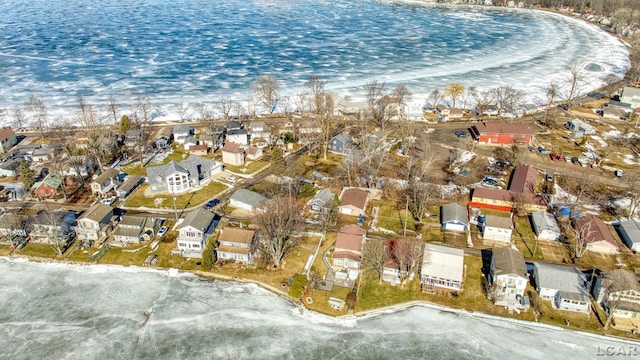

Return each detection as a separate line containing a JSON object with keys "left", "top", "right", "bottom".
{"left": 624, "top": 179, "right": 640, "bottom": 218}
{"left": 571, "top": 217, "right": 596, "bottom": 259}
{"left": 194, "top": 102, "right": 210, "bottom": 121}
{"left": 365, "top": 80, "right": 393, "bottom": 131}
{"left": 255, "top": 196, "right": 303, "bottom": 268}
{"left": 11, "top": 105, "right": 26, "bottom": 130}
{"left": 176, "top": 102, "right": 189, "bottom": 122}
{"left": 405, "top": 180, "right": 440, "bottom": 223}
{"left": 444, "top": 82, "right": 465, "bottom": 108}
{"left": 253, "top": 74, "right": 280, "bottom": 114}
{"left": 0, "top": 209, "right": 28, "bottom": 245}
{"left": 392, "top": 84, "right": 412, "bottom": 119}
{"left": 362, "top": 238, "right": 389, "bottom": 283}
{"left": 107, "top": 95, "right": 119, "bottom": 125}
{"left": 472, "top": 89, "right": 495, "bottom": 116}
{"left": 446, "top": 148, "right": 463, "bottom": 171}
{"left": 25, "top": 95, "right": 48, "bottom": 137}
{"left": 392, "top": 239, "right": 424, "bottom": 284}
{"left": 306, "top": 76, "right": 336, "bottom": 160}
{"left": 491, "top": 85, "right": 525, "bottom": 119}
{"left": 463, "top": 86, "right": 477, "bottom": 111}
{"left": 37, "top": 208, "right": 72, "bottom": 256}
{"left": 543, "top": 82, "right": 560, "bottom": 127}
{"left": 213, "top": 97, "right": 239, "bottom": 121}
{"left": 76, "top": 96, "right": 111, "bottom": 170}
{"left": 427, "top": 89, "right": 444, "bottom": 110}
{"left": 487, "top": 277, "right": 505, "bottom": 305}
{"left": 565, "top": 63, "right": 584, "bottom": 110}
{"left": 357, "top": 132, "right": 389, "bottom": 188}
{"left": 136, "top": 96, "right": 153, "bottom": 127}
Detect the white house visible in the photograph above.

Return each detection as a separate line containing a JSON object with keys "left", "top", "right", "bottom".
{"left": 176, "top": 209, "right": 217, "bottom": 258}
{"left": 440, "top": 203, "right": 468, "bottom": 232}
{"left": 482, "top": 214, "right": 513, "bottom": 243}
{"left": 420, "top": 244, "right": 465, "bottom": 294}
{"left": 226, "top": 128, "right": 249, "bottom": 146}
{"left": 75, "top": 204, "right": 114, "bottom": 244}
{"left": 621, "top": 86, "right": 640, "bottom": 109}
{"left": 616, "top": 219, "right": 640, "bottom": 252}
{"left": 490, "top": 247, "right": 528, "bottom": 309}
{"left": 229, "top": 189, "right": 267, "bottom": 213}
{"left": 532, "top": 262, "right": 590, "bottom": 313}
{"left": 146, "top": 155, "right": 223, "bottom": 194}
{"left": 173, "top": 124, "right": 194, "bottom": 145}
{"left": 566, "top": 118, "right": 596, "bottom": 138}
{"left": 216, "top": 227, "right": 256, "bottom": 264}
{"left": 332, "top": 224, "right": 366, "bottom": 271}
{"left": 593, "top": 269, "right": 640, "bottom": 331}
{"left": 112, "top": 215, "right": 158, "bottom": 246}
{"left": 531, "top": 211, "right": 561, "bottom": 241}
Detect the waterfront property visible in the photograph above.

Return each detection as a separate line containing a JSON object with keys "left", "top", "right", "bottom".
{"left": 338, "top": 188, "right": 369, "bottom": 216}
{"left": 470, "top": 122, "right": 535, "bottom": 146}
{"left": 112, "top": 215, "right": 159, "bottom": 246}
{"left": 420, "top": 244, "right": 465, "bottom": 294}
{"left": 332, "top": 224, "right": 366, "bottom": 271}
{"left": 146, "top": 155, "right": 223, "bottom": 194}
{"left": 173, "top": 124, "right": 194, "bottom": 145}
{"left": 572, "top": 215, "right": 619, "bottom": 255}
{"left": 175, "top": 208, "right": 218, "bottom": 258}
{"left": 489, "top": 247, "right": 528, "bottom": 309}
{"left": 616, "top": 219, "right": 640, "bottom": 252}
{"left": 216, "top": 227, "right": 256, "bottom": 264}
{"left": 531, "top": 211, "right": 561, "bottom": 241}
{"left": 75, "top": 204, "right": 115, "bottom": 244}
{"left": 29, "top": 210, "right": 76, "bottom": 245}
{"left": 440, "top": 203, "right": 468, "bottom": 232}
{"left": 593, "top": 269, "right": 640, "bottom": 331}
{"left": 532, "top": 262, "right": 590, "bottom": 314}
{"left": 229, "top": 189, "right": 267, "bottom": 213}
{"left": 621, "top": 86, "right": 640, "bottom": 109}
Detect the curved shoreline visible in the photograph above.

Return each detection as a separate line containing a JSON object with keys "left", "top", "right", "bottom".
{"left": 4, "top": 254, "right": 639, "bottom": 345}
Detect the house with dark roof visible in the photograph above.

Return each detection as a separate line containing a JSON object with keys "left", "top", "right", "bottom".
{"left": 338, "top": 187, "right": 369, "bottom": 216}
{"left": 75, "top": 203, "right": 114, "bottom": 243}
{"left": 0, "top": 128, "right": 17, "bottom": 153}
{"left": 532, "top": 262, "right": 590, "bottom": 313}
{"left": 531, "top": 211, "right": 560, "bottom": 241}
{"left": 229, "top": 189, "right": 267, "bottom": 212}
{"left": 440, "top": 203, "right": 469, "bottom": 232}
{"left": 509, "top": 165, "right": 537, "bottom": 193}
{"left": 153, "top": 126, "right": 173, "bottom": 149}
{"left": 0, "top": 159, "right": 20, "bottom": 178}
{"left": 490, "top": 247, "right": 528, "bottom": 309}
{"left": 328, "top": 132, "right": 353, "bottom": 154}
{"left": 221, "top": 142, "right": 245, "bottom": 166}
{"left": 29, "top": 210, "right": 76, "bottom": 245}
{"left": 616, "top": 219, "right": 640, "bottom": 252}
{"left": 90, "top": 168, "right": 120, "bottom": 197}
{"left": 112, "top": 215, "right": 158, "bottom": 246}
{"left": 470, "top": 122, "right": 535, "bottom": 146}
{"left": 482, "top": 214, "right": 513, "bottom": 243}
{"left": 332, "top": 224, "right": 366, "bottom": 271}
{"left": 32, "top": 173, "right": 63, "bottom": 198}
{"left": 116, "top": 175, "right": 143, "bottom": 199}
{"left": 593, "top": 269, "right": 640, "bottom": 331}
{"left": 572, "top": 215, "right": 619, "bottom": 255}
{"left": 176, "top": 208, "right": 218, "bottom": 258}
{"left": 216, "top": 227, "right": 256, "bottom": 264}
{"left": 421, "top": 244, "right": 464, "bottom": 294}
{"left": 308, "top": 188, "right": 335, "bottom": 213}
{"left": 146, "top": 155, "right": 223, "bottom": 194}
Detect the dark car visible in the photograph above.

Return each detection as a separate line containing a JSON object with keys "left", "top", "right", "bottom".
{"left": 487, "top": 166, "right": 505, "bottom": 175}
{"left": 205, "top": 199, "right": 220, "bottom": 209}
{"left": 495, "top": 160, "right": 511, "bottom": 168}
{"left": 455, "top": 130, "right": 467, "bottom": 138}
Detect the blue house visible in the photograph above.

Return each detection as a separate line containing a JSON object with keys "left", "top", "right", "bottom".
{"left": 440, "top": 203, "right": 469, "bottom": 232}
{"left": 328, "top": 132, "right": 353, "bottom": 155}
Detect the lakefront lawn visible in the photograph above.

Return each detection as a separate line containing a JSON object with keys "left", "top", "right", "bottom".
{"left": 123, "top": 182, "right": 227, "bottom": 209}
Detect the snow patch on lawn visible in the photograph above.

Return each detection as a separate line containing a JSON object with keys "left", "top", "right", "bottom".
{"left": 590, "top": 135, "right": 607, "bottom": 147}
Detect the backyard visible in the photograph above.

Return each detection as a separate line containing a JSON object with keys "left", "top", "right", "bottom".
{"left": 123, "top": 181, "right": 228, "bottom": 209}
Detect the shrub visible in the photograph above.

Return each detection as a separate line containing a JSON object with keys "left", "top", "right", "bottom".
{"left": 288, "top": 274, "right": 308, "bottom": 299}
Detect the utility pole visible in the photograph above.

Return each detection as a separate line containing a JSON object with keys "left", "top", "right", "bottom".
{"left": 403, "top": 196, "right": 409, "bottom": 237}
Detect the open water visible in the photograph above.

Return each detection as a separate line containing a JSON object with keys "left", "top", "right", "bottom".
{"left": 0, "top": 0, "right": 630, "bottom": 122}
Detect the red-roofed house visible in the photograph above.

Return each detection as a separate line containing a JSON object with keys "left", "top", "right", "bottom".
{"left": 245, "top": 145, "right": 263, "bottom": 160}
{"left": 436, "top": 105, "right": 464, "bottom": 121}
{"left": 221, "top": 142, "right": 245, "bottom": 166}
{"left": 573, "top": 215, "right": 619, "bottom": 255}
{"left": 188, "top": 144, "right": 208, "bottom": 156}
{"left": 332, "top": 224, "right": 366, "bottom": 270}
{"left": 470, "top": 122, "right": 535, "bottom": 146}
{"left": 0, "top": 128, "right": 17, "bottom": 153}
{"left": 338, "top": 188, "right": 369, "bottom": 216}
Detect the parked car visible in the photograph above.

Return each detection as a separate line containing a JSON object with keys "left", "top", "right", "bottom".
{"left": 615, "top": 169, "right": 624, "bottom": 177}
{"left": 528, "top": 146, "right": 536, "bottom": 152}
{"left": 157, "top": 226, "right": 169, "bottom": 237}
{"left": 357, "top": 214, "right": 366, "bottom": 227}
{"left": 538, "top": 147, "right": 549, "bottom": 155}
{"left": 205, "top": 199, "right": 220, "bottom": 209}
{"left": 455, "top": 130, "right": 468, "bottom": 138}
{"left": 571, "top": 157, "right": 580, "bottom": 165}
{"left": 495, "top": 160, "right": 511, "bottom": 168}
{"left": 545, "top": 173, "right": 554, "bottom": 182}
{"left": 226, "top": 176, "right": 238, "bottom": 183}
{"left": 487, "top": 166, "right": 505, "bottom": 175}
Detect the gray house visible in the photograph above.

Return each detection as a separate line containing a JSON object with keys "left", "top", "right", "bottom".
{"left": 229, "top": 189, "right": 267, "bottom": 212}
{"left": 176, "top": 208, "right": 218, "bottom": 258}
{"left": 116, "top": 175, "right": 144, "bottom": 199}
{"left": 146, "top": 155, "right": 223, "bottom": 194}
{"left": 616, "top": 219, "right": 640, "bottom": 252}
{"left": 308, "top": 188, "right": 335, "bottom": 213}
{"left": 328, "top": 132, "right": 353, "bottom": 154}
{"left": 532, "top": 262, "right": 590, "bottom": 313}
{"left": 440, "top": 203, "right": 468, "bottom": 232}
{"left": 112, "top": 215, "right": 159, "bottom": 246}
{"left": 531, "top": 211, "right": 561, "bottom": 241}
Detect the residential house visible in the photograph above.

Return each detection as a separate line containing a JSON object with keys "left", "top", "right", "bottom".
{"left": 229, "top": 189, "right": 267, "bottom": 212}
{"left": 0, "top": 128, "right": 18, "bottom": 153}
{"left": 112, "top": 215, "right": 158, "bottom": 246}
{"left": 0, "top": 159, "right": 20, "bottom": 178}
{"left": 32, "top": 144, "right": 60, "bottom": 162}
{"left": 146, "top": 155, "right": 223, "bottom": 194}
{"left": 0, "top": 212, "right": 28, "bottom": 240}
{"left": 173, "top": 124, "right": 194, "bottom": 145}
{"left": 602, "top": 106, "right": 631, "bottom": 121}
{"left": 470, "top": 122, "right": 535, "bottom": 146}
{"left": 621, "top": 86, "right": 640, "bottom": 109}
{"left": 436, "top": 105, "right": 464, "bottom": 121}
{"left": 338, "top": 188, "right": 369, "bottom": 216}
{"left": 249, "top": 121, "right": 271, "bottom": 143}
{"left": 489, "top": 247, "right": 528, "bottom": 309}
{"left": 61, "top": 155, "right": 94, "bottom": 178}
{"left": 532, "top": 262, "right": 590, "bottom": 313}
{"left": 116, "top": 175, "right": 143, "bottom": 199}
{"left": 572, "top": 215, "right": 619, "bottom": 255}
{"left": 125, "top": 129, "right": 145, "bottom": 150}
{"left": 328, "top": 132, "right": 353, "bottom": 155}
{"left": 188, "top": 144, "right": 208, "bottom": 156}
{"left": 227, "top": 128, "right": 249, "bottom": 146}
{"left": 204, "top": 123, "right": 225, "bottom": 150}
{"left": 216, "top": 227, "right": 256, "bottom": 264}
{"left": 509, "top": 165, "right": 537, "bottom": 193}
{"left": 482, "top": 214, "right": 513, "bottom": 243}
{"left": 29, "top": 211, "right": 76, "bottom": 245}
{"left": 183, "top": 136, "right": 199, "bottom": 150}
{"left": 421, "top": 244, "right": 465, "bottom": 293}
{"left": 75, "top": 203, "right": 114, "bottom": 244}
{"left": 308, "top": 188, "right": 335, "bottom": 213}
{"left": 593, "top": 269, "right": 640, "bottom": 331}
{"left": 332, "top": 224, "right": 366, "bottom": 270}
{"left": 226, "top": 120, "right": 243, "bottom": 131}
{"left": 531, "top": 211, "right": 561, "bottom": 241}
{"left": 470, "top": 187, "right": 547, "bottom": 213}
{"left": 475, "top": 104, "right": 499, "bottom": 116}
{"left": 176, "top": 208, "right": 218, "bottom": 258}
{"left": 617, "top": 219, "right": 640, "bottom": 252}
{"left": 440, "top": 203, "right": 469, "bottom": 232}
{"left": 333, "top": 94, "right": 368, "bottom": 117}
{"left": 566, "top": 119, "right": 596, "bottom": 138}
{"left": 90, "top": 168, "right": 120, "bottom": 197}
{"left": 311, "top": 171, "right": 329, "bottom": 182}
{"left": 153, "top": 126, "right": 173, "bottom": 149}
{"left": 221, "top": 142, "right": 246, "bottom": 166}
{"left": 32, "top": 173, "right": 63, "bottom": 198}
{"left": 245, "top": 146, "right": 263, "bottom": 160}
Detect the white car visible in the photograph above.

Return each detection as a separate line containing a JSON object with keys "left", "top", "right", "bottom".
{"left": 157, "top": 226, "right": 169, "bottom": 237}
{"left": 226, "top": 176, "right": 238, "bottom": 183}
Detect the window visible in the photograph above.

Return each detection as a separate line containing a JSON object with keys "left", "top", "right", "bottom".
{"left": 192, "top": 244, "right": 200, "bottom": 249}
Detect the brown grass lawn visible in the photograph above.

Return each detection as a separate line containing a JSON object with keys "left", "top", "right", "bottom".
{"left": 15, "top": 243, "right": 62, "bottom": 259}
{"left": 513, "top": 216, "right": 545, "bottom": 260}
{"left": 123, "top": 182, "right": 227, "bottom": 209}
{"left": 304, "top": 286, "right": 352, "bottom": 316}
{"left": 0, "top": 244, "right": 13, "bottom": 256}
{"left": 223, "top": 160, "right": 270, "bottom": 175}
{"left": 369, "top": 199, "right": 418, "bottom": 235}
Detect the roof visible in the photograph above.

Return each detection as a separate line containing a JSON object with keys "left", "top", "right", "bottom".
{"left": 572, "top": 215, "right": 618, "bottom": 248}
{"left": 79, "top": 203, "right": 113, "bottom": 223}
{"left": 227, "top": 128, "right": 248, "bottom": 136}
{"left": 485, "top": 214, "right": 512, "bottom": 229}
{"left": 622, "top": 86, "right": 640, "bottom": 99}
{"left": 332, "top": 251, "right": 362, "bottom": 262}
{"left": 179, "top": 208, "right": 216, "bottom": 232}
{"left": 222, "top": 142, "right": 244, "bottom": 154}
{"left": 335, "top": 225, "right": 365, "bottom": 252}
{"left": 473, "top": 122, "right": 535, "bottom": 136}
{"left": 118, "top": 215, "right": 147, "bottom": 228}
{"left": 147, "top": 155, "right": 220, "bottom": 183}
{"left": 227, "top": 120, "right": 242, "bottom": 130}
{"left": 245, "top": 146, "right": 260, "bottom": 156}
{"left": 332, "top": 132, "right": 352, "bottom": 144}
{"left": 441, "top": 203, "right": 468, "bottom": 225}
{"left": 217, "top": 245, "right": 250, "bottom": 255}
{"left": 219, "top": 227, "right": 255, "bottom": 245}
{"left": 0, "top": 128, "right": 15, "bottom": 141}
{"left": 472, "top": 187, "right": 513, "bottom": 202}
{"left": 618, "top": 219, "right": 640, "bottom": 245}
{"left": 189, "top": 144, "right": 208, "bottom": 151}
{"left": 113, "top": 226, "right": 142, "bottom": 238}
{"left": 125, "top": 129, "right": 142, "bottom": 138}
{"left": 154, "top": 126, "right": 173, "bottom": 139}
{"left": 183, "top": 136, "right": 198, "bottom": 145}
{"left": 310, "top": 188, "right": 334, "bottom": 208}
{"left": 509, "top": 165, "right": 537, "bottom": 193}
{"left": 250, "top": 121, "right": 265, "bottom": 130}
{"left": 421, "top": 244, "right": 464, "bottom": 282}
{"left": 118, "top": 175, "right": 143, "bottom": 193}
{"left": 33, "top": 210, "right": 76, "bottom": 227}
{"left": 230, "top": 189, "right": 267, "bottom": 207}
{"left": 173, "top": 124, "right": 192, "bottom": 134}
{"left": 531, "top": 211, "right": 560, "bottom": 234}
{"left": 533, "top": 262, "right": 589, "bottom": 302}
{"left": 93, "top": 168, "right": 119, "bottom": 184}
{"left": 340, "top": 188, "right": 368, "bottom": 209}
{"left": 32, "top": 173, "right": 62, "bottom": 190}
{"left": 147, "top": 160, "right": 188, "bottom": 183}
{"left": 492, "top": 247, "right": 527, "bottom": 278}
{"left": 601, "top": 269, "right": 640, "bottom": 294}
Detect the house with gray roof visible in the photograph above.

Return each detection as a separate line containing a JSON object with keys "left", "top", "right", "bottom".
{"left": 75, "top": 203, "right": 114, "bottom": 244}
{"left": 0, "top": 159, "right": 20, "bottom": 178}
{"left": 621, "top": 86, "right": 640, "bottom": 109}
{"left": 90, "top": 168, "right": 120, "bottom": 197}
{"left": 116, "top": 175, "right": 143, "bottom": 199}
{"left": 531, "top": 211, "right": 560, "bottom": 241}
{"left": 482, "top": 214, "right": 513, "bottom": 243}
{"left": 29, "top": 210, "right": 76, "bottom": 245}
{"left": 146, "top": 155, "right": 223, "bottom": 194}
{"left": 328, "top": 132, "right": 353, "bottom": 154}
{"left": 440, "top": 203, "right": 468, "bottom": 232}
{"left": 308, "top": 188, "right": 335, "bottom": 213}
{"left": 173, "top": 124, "right": 194, "bottom": 145}
{"left": 112, "top": 215, "right": 159, "bottom": 246}
{"left": 532, "top": 262, "right": 590, "bottom": 313}
{"left": 229, "top": 189, "right": 267, "bottom": 212}
{"left": 421, "top": 244, "right": 465, "bottom": 293}
{"left": 616, "top": 219, "right": 640, "bottom": 252}
{"left": 176, "top": 208, "right": 218, "bottom": 258}
{"left": 490, "top": 247, "right": 528, "bottom": 309}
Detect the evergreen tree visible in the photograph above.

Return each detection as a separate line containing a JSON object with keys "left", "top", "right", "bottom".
{"left": 271, "top": 146, "right": 286, "bottom": 175}
{"left": 18, "top": 160, "right": 35, "bottom": 188}
{"left": 120, "top": 115, "right": 132, "bottom": 134}
{"left": 201, "top": 238, "right": 216, "bottom": 270}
